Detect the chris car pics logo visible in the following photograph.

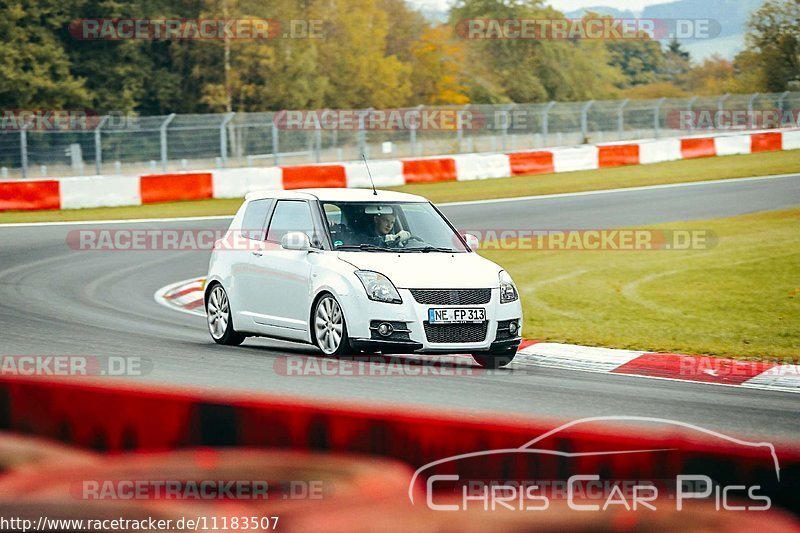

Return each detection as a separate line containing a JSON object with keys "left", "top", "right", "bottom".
{"left": 409, "top": 416, "right": 778, "bottom": 512}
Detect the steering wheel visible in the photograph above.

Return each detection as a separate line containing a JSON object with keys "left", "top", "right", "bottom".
{"left": 399, "top": 235, "right": 425, "bottom": 248}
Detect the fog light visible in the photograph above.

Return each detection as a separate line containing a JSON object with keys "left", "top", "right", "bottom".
{"left": 508, "top": 321, "right": 519, "bottom": 335}
{"left": 377, "top": 322, "right": 393, "bottom": 337}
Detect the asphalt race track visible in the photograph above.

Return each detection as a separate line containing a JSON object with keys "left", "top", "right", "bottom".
{"left": 1, "top": 174, "right": 799, "bottom": 441}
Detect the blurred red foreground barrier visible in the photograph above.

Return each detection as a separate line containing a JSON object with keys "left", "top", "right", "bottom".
{"left": 0, "top": 375, "right": 797, "bottom": 516}
{"left": 3, "top": 436, "right": 797, "bottom": 532}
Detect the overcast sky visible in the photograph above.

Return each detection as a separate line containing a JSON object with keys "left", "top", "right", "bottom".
{"left": 408, "top": 0, "right": 668, "bottom": 14}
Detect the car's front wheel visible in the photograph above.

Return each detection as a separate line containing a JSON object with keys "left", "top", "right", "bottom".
{"left": 472, "top": 348, "right": 516, "bottom": 369}
{"left": 313, "top": 293, "right": 351, "bottom": 356}
{"left": 206, "top": 283, "right": 245, "bottom": 346}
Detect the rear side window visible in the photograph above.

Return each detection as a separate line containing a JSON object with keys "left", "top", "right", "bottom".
{"left": 241, "top": 199, "right": 273, "bottom": 240}
{"left": 266, "top": 200, "right": 318, "bottom": 246}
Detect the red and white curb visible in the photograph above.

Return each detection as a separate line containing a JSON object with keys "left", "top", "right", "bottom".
{"left": 156, "top": 278, "right": 799, "bottom": 393}
{"left": 515, "top": 341, "right": 799, "bottom": 394}
{"left": 154, "top": 277, "right": 205, "bottom": 317}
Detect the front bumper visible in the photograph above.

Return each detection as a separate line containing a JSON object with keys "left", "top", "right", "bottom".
{"left": 344, "top": 288, "right": 523, "bottom": 354}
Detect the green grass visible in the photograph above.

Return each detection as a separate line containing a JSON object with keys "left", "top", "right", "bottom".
{"left": 481, "top": 208, "right": 800, "bottom": 361}
{"left": 1, "top": 150, "right": 799, "bottom": 224}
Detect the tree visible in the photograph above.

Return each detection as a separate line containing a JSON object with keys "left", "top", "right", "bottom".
{"left": 682, "top": 55, "right": 738, "bottom": 94}
{"left": 314, "top": 0, "right": 411, "bottom": 109}
{"left": 0, "top": 0, "right": 91, "bottom": 108}
{"left": 448, "top": 1, "right": 624, "bottom": 103}
{"left": 739, "top": 0, "right": 800, "bottom": 92}
{"left": 409, "top": 25, "right": 470, "bottom": 104}
{"left": 606, "top": 32, "right": 667, "bottom": 87}
{"left": 662, "top": 38, "right": 691, "bottom": 81}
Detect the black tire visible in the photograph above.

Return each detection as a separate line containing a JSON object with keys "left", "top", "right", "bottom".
{"left": 205, "top": 283, "right": 245, "bottom": 346}
{"left": 472, "top": 349, "right": 516, "bottom": 369}
{"left": 312, "top": 293, "right": 352, "bottom": 356}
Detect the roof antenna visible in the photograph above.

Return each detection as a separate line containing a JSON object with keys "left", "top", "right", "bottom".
{"left": 362, "top": 154, "right": 378, "bottom": 196}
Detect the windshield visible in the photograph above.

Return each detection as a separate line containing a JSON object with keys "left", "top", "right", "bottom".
{"left": 321, "top": 201, "right": 468, "bottom": 253}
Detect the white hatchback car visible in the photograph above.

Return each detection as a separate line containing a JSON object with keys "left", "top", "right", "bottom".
{"left": 205, "top": 188, "right": 523, "bottom": 368}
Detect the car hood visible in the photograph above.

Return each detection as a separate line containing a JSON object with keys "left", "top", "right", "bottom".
{"left": 337, "top": 251, "right": 502, "bottom": 289}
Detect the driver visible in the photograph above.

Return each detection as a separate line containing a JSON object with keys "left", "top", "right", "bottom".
{"left": 362, "top": 213, "right": 411, "bottom": 247}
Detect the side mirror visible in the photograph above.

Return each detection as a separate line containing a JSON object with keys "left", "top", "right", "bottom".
{"left": 281, "top": 231, "right": 311, "bottom": 251}
{"left": 463, "top": 233, "right": 480, "bottom": 251}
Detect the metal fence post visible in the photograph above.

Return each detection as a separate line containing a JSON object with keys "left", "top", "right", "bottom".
{"left": 542, "top": 101, "right": 555, "bottom": 146}
{"left": 501, "top": 104, "right": 513, "bottom": 152}
{"left": 220, "top": 112, "right": 235, "bottom": 168}
{"left": 717, "top": 94, "right": 730, "bottom": 133}
{"left": 580, "top": 100, "right": 594, "bottom": 141}
{"left": 314, "top": 122, "right": 322, "bottom": 163}
{"left": 717, "top": 93, "right": 730, "bottom": 112}
{"left": 777, "top": 91, "right": 790, "bottom": 126}
{"left": 160, "top": 113, "right": 176, "bottom": 172}
{"left": 94, "top": 115, "right": 109, "bottom": 175}
{"left": 747, "top": 92, "right": 759, "bottom": 114}
{"left": 457, "top": 104, "right": 469, "bottom": 153}
{"left": 654, "top": 97, "right": 666, "bottom": 137}
{"left": 687, "top": 95, "right": 698, "bottom": 113}
{"left": 410, "top": 105, "right": 423, "bottom": 156}
{"left": 357, "top": 109, "right": 369, "bottom": 157}
{"left": 617, "top": 98, "right": 629, "bottom": 139}
{"left": 20, "top": 127, "right": 28, "bottom": 179}
{"left": 272, "top": 119, "right": 279, "bottom": 166}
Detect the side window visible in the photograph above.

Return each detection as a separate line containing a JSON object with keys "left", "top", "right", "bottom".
{"left": 266, "top": 200, "right": 317, "bottom": 246}
{"left": 241, "top": 199, "right": 273, "bottom": 240}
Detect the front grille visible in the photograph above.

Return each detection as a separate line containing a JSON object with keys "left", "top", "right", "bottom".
{"left": 411, "top": 289, "right": 492, "bottom": 305}
{"left": 423, "top": 321, "right": 488, "bottom": 343}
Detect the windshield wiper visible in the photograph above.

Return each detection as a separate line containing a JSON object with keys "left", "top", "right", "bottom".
{"left": 401, "top": 246, "right": 456, "bottom": 253}
{"left": 335, "top": 244, "right": 392, "bottom": 252}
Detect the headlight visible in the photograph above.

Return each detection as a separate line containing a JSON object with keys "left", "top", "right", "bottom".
{"left": 355, "top": 270, "right": 402, "bottom": 304}
{"left": 499, "top": 270, "right": 519, "bottom": 304}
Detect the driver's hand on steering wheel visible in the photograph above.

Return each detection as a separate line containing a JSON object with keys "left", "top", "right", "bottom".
{"left": 384, "top": 230, "right": 412, "bottom": 246}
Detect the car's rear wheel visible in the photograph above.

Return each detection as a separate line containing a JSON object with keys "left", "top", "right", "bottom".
{"left": 313, "top": 294, "right": 351, "bottom": 356}
{"left": 472, "top": 348, "right": 516, "bottom": 369}
{"left": 206, "top": 284, "right": 245, "bottom": 346}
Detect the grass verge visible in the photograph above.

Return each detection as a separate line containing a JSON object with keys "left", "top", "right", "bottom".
{"left": 1, "top": 150, "right": 799, "bottom": 224}
{"left": 481, "top": 208, "right": 800, "bottom": 362}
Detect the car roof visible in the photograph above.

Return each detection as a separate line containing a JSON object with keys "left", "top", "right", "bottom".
{"left": 244, "top": 188, "right": 428, "bottom": 203}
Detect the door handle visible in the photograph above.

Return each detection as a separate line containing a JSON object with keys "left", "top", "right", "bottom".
{"left": 252, "top": 250, "right": 263, "bottom": 257}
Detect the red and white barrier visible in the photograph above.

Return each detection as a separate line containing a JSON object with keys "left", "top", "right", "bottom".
{"left": 638, "top": 138, "right": 683, "bottom": 164}
{"left": 60, "top": 175, "right": 142, "bottom": 209}
{"left": 1, "top": 129, "right": 798, "bottom": 211}
{"left": 212, "top": 166, "right": 283, "bottom": 198}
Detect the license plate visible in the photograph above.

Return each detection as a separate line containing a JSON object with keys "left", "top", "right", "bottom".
{"left": 428, "top": 308, "right": 486, "bottom": 324}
